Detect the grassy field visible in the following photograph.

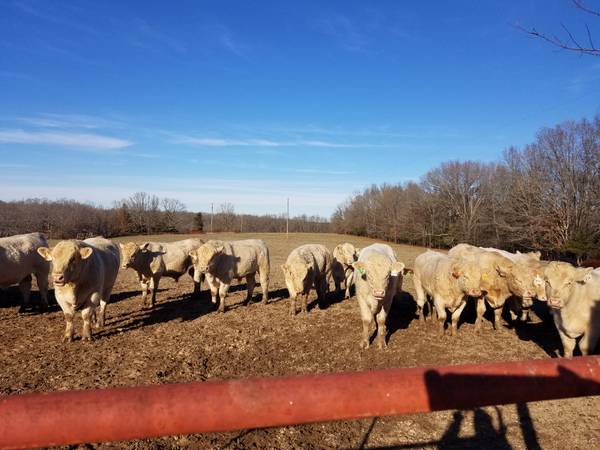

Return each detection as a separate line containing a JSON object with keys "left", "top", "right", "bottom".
{"left": 1, "top": 232, "right": 598, "bottom": 449}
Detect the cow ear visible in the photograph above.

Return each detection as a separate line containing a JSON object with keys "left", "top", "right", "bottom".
{"left": 577, "top": 267, "right": 594, "bottom": 284}
{"left": 37, "top": 247, "right": 52, "bottom": 261}
{"left": 140, "top": 242, "right": 151, "bottom": 251}
{"left": 353, "top": 261, "right": 367, "bottom": 277}
{"left": 189, "top": 251, "right": 197, "bottom": 262}
{"left": 391, "top": 261, "right": 405, "bottom": 276}
{"left": 451, "top": 264, "right": 462, "bottom": 279}
{"left": 80, "top": 247, "right": 93, "bottom": 260}
{"left": 495, "top": 263, "right": 509, "bottom": 278}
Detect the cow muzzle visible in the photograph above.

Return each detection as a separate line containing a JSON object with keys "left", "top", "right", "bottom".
{"left": 469, "top": 289, "right": 482, "bottom": 297}
{"left": 547, "top": 298, "right": 562, "bottom": 309}
{"left": 373, "top": 289, "right": 385, "bottom": 299}
{"left": 53, "top": 274, "right": 66, "bottom": 286}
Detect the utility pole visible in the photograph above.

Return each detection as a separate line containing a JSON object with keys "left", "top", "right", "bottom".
{"left": 210, "top": 203, "right": 214, "bottom": 233}
{"left": 286, "top": 197, "right": 289, "bottom": 237}
{"left": 240, "top": 214, "right": 243, "bottom": 233}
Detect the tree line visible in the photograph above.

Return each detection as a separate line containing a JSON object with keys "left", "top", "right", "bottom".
{"left": 0, "top": 193, "right": 330, "bottom": 239}
{"left": 332, "top": 116, "right": 600, "bottom": 261}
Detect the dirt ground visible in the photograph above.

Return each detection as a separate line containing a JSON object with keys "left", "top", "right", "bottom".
{"left": 1, "top": 232, "right": 599, "bottom": 449}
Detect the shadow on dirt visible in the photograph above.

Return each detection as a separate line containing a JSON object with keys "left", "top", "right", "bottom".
{"left": 363, "top": 366, "right": 600, "bottom": 449}
{"left": 0, "top": 286, "right": 58, "bottom": 312}
{"left": 386, "top": 291, "right": 417, "bottom": 340}
{"left": 98, "top": 291, "right": 217, "bottom": 338}
{"left": 110, "top": 289, "right": 164, "bottom": 304}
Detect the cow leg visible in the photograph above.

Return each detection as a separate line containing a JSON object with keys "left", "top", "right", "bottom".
{"left": 301, "top": 292, "right": 309, "bottom": 315}
{"left": 507, "top": 298, "right": 519, "bottom": 322}
{"left": 357, "top": 299, "right": 372, "bottom": 349}
{"left": 520, "top": 308, "right": 530, "bottom": 322}
{"left": 475, "top": 297, "right": 486, "bottom": 331}
{"left": 81, "top": 306, "right": 94, "bottom": 341}
{"left": 245, "top": 275, "right": 256, "bottom": 304}
{"left": 190, "top": 267, "right": 203, "bottom": 295}
{"left": 205, "top": 274, "right": 219, "bottom": 305}
{"left": 433, "top": 297, "right": 447, "bottom": 335}
{"left": 140, "top": 276, "right": 150, "bottom": 309}
{"left": 259, "top": 270, "right": 269, "bottom": 304}
{"left": 413, "top": 275, "right": 427, "bottom": 322}
{"left": 218, "top": 283, "right": 230, "bottom": 313}
{"left": 18, "top": 275, "right": 32, "bottom": 312}
{"left": 557, "top": 328, "right": 576, "bottom": 358}
{"left": 289, "top": 294, "right": 297, "bottom": 316}
{"left": 334, "top": 275, "right": 341, "bottom": 294}
{"left": 579, "top": 326, "right": 600, "bottom": 356}
{"left": 493, "top": 307, "right": 503, "bottom": 330}
{"left": 344, "top": 271, "right": 353, "bottom": 299}
{"left": 149, "top": 275, "right": 160, "bottom": 308}
{"left": 450, "top": 301, "right": 467, "bottom": 336}
{"left": 34, "top": 272, "right": 49, "bottom": 311}
{"left": 375, "top": 303, "right": 390, "bottom": 350}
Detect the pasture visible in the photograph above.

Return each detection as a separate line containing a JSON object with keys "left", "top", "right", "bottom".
{"left": 0, "top": 233, "right": 598, "bottom": 449}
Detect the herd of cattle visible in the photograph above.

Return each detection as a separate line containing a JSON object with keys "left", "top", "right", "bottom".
{"left": 1, "top": 232, "right": 599, "bottom": 358}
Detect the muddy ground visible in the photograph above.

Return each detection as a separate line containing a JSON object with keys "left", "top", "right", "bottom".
{"left": 0, "top": 232, "right": 598, "bottom": 449}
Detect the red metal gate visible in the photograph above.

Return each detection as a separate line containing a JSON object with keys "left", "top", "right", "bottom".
{"left": 1, "top": 356, "right": 599, "bottom": 449}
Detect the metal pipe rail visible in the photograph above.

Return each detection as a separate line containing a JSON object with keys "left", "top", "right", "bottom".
{"left": 1, "top": 356, "right": 600, "bottom": 449}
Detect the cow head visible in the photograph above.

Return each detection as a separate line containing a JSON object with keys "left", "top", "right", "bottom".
{"left": 353, "top": 254, "right": 405, "bottom": 301}
{"left": 37, "top": 240, "right": 93, "bottom": 287}
{"left": 118, "top": 242, "right": 151, "bottom": 270}
{"left": 451, "top": 260, "right": 482, "bottom": 297}
{"left": 496, "top": 262, "right": 545, "bottom": 301}
{"left": 281, "top": 262, "right": 312, "bottom": 298}
{"left": 333, "top": 243, "right": 359, "bottom": 268}
{"left": 544, "top": 262, "right": 593, "bottom": 309}
{"left": 189, "top": 241, "right": 224, "bottom": 273}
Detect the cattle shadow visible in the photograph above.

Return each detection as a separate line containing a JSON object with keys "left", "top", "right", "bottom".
{"left": 314, "top": 287, "right": 352, "bottom": 311}
{"left": 386, "top": 291, "right": 417, "bottom": 341}
{"left": 513, "top": 320, "right": 562, "bottom": 358}
{"left": 0, "top": 286, "right": 58, "bottom": 312}
{"left": 97, "top": 291, "right": 217, "bottom": 338}
{"left": 110, "top": 288, "right": 166, "bottom": 304}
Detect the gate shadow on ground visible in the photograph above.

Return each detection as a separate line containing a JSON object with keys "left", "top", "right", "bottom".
{"left": 97, "top": 291, "right": 217, "bottom": 338}
{"left": 362, "top": 366, "right": 600, "bottom": 450}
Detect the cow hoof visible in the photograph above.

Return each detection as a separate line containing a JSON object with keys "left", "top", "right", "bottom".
{"left": 359, "top": 340, "right": 369, "bottom": 350}
{"left": 63, "top": 335, "right": 74, "bottom": 343}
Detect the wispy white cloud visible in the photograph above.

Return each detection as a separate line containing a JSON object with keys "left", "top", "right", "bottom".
{"left": 11, "top": 0, "right": 100, "bottom": 36}
{"left": 129, "top": 18, "right": 187, "bottom": 54}
{"left": 0, "top": 70, "right": 35, "bottom": 81}
{"left": 315, "top": 14, "right": 369, "bottom": 52}
{"left": 15, "top": 113, "right": 125, "bottom": 130}
{"left": 0, "top": 129, "right": 132, "bottom": 150}
{"left": 172, "top": 134, "right": 368, "bottom": 148}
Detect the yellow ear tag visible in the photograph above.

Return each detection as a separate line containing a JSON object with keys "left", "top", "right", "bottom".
{"left": 357, "top": 268, "right": 365, "bottom": 275}
{"left": 482, "top": 272, "right": 489, "bottom": 281}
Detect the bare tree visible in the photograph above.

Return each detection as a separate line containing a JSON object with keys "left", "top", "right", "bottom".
{"left": 518, "top": 0, "right": 600, "bottom": 56}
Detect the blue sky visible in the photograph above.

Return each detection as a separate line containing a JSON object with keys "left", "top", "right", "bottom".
{"left": 1, "top": 0, "right": 599, "bottom": 216}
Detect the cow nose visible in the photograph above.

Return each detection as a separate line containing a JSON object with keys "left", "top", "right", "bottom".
{"left": 53, "top": 274, "right": 64, "bottom": 283}
{"left": 373, "top": 289, "right": 385, "bottom": 298}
